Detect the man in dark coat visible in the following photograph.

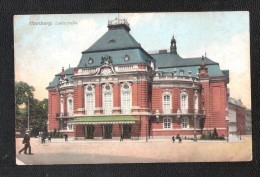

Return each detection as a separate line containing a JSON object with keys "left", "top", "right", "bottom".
{"left": 19, "top": 130, "right": 32, "bottom": 155}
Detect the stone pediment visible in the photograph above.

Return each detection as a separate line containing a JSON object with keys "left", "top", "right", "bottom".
{"left": 96, "top": 55, "right": 117, "bottom": 76}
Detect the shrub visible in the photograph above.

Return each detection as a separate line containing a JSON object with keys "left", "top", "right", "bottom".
{"left": 212, "top": 128, "right": 218, "bottom": 139}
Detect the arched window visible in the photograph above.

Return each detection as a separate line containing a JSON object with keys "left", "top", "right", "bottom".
{"left": 162, "top": 91, "right": 172, "bottom": 114}
{"left": 180, "top": 90, "right": 188, "bottom": 113}
{"left": 163, "top": 116, "right": 172, "bottom": 129}
{"left": 67, "top": 95, "right": 73, "bottom": 116}
{"left": 103, "top": 84, "right": 113, "bottom": 115}
{"left": 181, "top": 117, "right": 189, "bottom": 129}
{"left": 85, "top": 84, "right": 95, "bottom": 115}
{"left": 121, "top": 82, "right": 132, "bottom": 114}
{"left": 60, "top": 95, "right": 64, "bottom": 117}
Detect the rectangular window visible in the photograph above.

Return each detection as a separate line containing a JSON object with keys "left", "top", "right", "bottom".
{"left": 181, "top": 93, "right": 188, "bottom": 113}
{"left": 86, "top": 93, "right": 94, "bottom": 115}
{"left": 181, "top": 117, "right": 189, "bottom": 129}
{"left": 67, "top": 123, "right": 73, "bottom": 130}
{"left": 122, "top": 92, "right": 131, "bottom": 114}
{"left": 163, "top": 117, "right": 172, "bottom": 129}
{"left": 195, "top": 117, "right": 200, "bottom": 129}
{"left": 104, "top": 93, "right": 112, "bottom": 114}
{"left": 163, "top": 95, "right": 171, "bottom": 113}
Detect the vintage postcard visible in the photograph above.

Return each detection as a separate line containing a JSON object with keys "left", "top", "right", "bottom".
{"left": 14, "top": 12, "right": 251, "bottom": 165}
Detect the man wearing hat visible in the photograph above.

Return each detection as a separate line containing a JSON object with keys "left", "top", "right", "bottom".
{"left": 18, "top": 130, "right": 32, "bottom": 155}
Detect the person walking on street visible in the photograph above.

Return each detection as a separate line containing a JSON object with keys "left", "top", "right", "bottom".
{"left": 18, "top": 130, "right": 32, "bottom": 155}
{"left": 48, "top": 134, "right": 52, "bottom": 143}
{"left": 172, "top": 136, "right": 175, "bottom": 143}
{"left": 178, "top": 136, "right": 182, "bottom": 143}
{"left": 64, "top": 134, "right": 68, "bottom": 141}
{"left": 120, "top": 133, "right": 124, "bottom": 142}
{"left": 41, "top": 132, "right": 46, "bottom": 144}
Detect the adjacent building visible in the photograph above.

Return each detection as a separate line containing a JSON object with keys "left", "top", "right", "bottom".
{"left": 228, "top": 97, "right": 247, "bottom": 137}
{"left": 46, "top": 18, "right": 230, "bottom": 140}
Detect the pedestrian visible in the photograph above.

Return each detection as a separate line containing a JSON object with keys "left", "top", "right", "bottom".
{"left": 41, "top": 132, "right": 46, "bottom": 144}
{"left": 64, "top": 134, "right": 68, "bottom": 141}
{"left": 48, "top": 134, "right": 52, "bottom": 143}
{"left": 172, "top": 136, "right": 175, "bottom": 143}
{"left": 179, "top": 136, "right": 182, "bottom": 143}
{"left": 18, "top": 130, "right": 32, "bottom": 155}
{"left": 120, "top": 133, "right": 124, "bottom": 142}
{"left": 38, "top": 132, "right": 42, "bottom": 144}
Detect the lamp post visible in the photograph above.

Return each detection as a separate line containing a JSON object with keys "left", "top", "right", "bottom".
{"left": 25, "top": 93, "right": 30, "bottom": 131}
{"left": 226, "top": 115, "right": 229, "bottom": 142}
{"left": 239, "top": 126, "right": 241, "bottom": 140}
{"left": 193, "top": 91, "right": 198, "bottom": 142}
{"left": 155, "top": 109, "right": 159, "bottom": 123}
{"left": 194, "top": 110, "right": 197, "bottom": 142}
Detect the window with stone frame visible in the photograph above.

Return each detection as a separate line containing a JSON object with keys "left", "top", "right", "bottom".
{"left": 67, "top": 123, "right": 73, "bottom": 130}
{"left": 85, "top": 84, "right": 95, "bottom": 115}
{"left": 121, "top": 82, "right": 132, "bottom": 114}
{"left": 103, "top": 84, "right": 113, "bottom": 115}
{"left": 194, "top": 90, "right": 199, "bottom": 114}
{"left": 181, "top": 117, "right": 189, "bottom": 129}
{"left": 67, "top": 95, "right": 73, "bottom": 116}
{"left": 163, "top": 117, "right": 172, "bottom": 129}
{"left": 195, "top": 117, "right": 200, "bottom": 129}
{"left": 163, "top": 91, "right": 172, "bottom": 113}
{"left": 181, "top": 90, "right": 188, "bottom": 113}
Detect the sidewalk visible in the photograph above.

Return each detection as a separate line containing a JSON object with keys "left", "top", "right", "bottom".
{"left": 16, "top": 158, "right": 25, "bottom": 165}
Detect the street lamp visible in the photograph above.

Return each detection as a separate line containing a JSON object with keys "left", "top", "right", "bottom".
{"left": 25, "top": 92, "right": 30, "bottom": 131}
{"left": 155, "top": 109, "right": 159, "bottom": 123}
{"left": 226, "top": 115, "right": 229, "bottom": 142}
{"left": 194, "top": 110, "right": 197, "bottom": 142}
{"left": 193, "top": 91, "right": 198, "bottom": 142}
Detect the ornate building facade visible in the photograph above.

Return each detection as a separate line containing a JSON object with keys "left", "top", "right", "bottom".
{"left": 46, "top": 19, "right": 229, "bottom": 140}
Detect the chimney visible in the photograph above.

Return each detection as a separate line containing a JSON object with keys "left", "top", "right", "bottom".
{"left": 159, "top": 49, "right": 168, "bottom": 54}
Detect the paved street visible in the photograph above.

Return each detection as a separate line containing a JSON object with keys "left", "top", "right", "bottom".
{"left": 16, "top": 136, "right": 252, "bottom": 165}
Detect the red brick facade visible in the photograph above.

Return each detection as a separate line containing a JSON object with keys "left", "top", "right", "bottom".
{"left": 46, "top": 20, "right": 230, "bottom": 140}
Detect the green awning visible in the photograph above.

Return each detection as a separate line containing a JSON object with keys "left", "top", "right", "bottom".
{"left": 70, "top": 116, "right": 139, "bottom": 125}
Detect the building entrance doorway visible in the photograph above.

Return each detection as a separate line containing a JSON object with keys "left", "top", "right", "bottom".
{"left": 103, "top": 124, "right": 112, "bottom": 139}
{"left": 85, "top": 125, "right": 94, "bottom": 139}
{"left": 122, "top": 124, "right": 132, "bottom": 139}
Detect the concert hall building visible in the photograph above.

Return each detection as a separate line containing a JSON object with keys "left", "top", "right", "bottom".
{"left": 46, "top": 19, "right": 229, "bottom": 140}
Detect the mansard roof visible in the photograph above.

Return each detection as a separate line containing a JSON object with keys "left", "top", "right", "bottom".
{"left": 158, "top": 65, "right": 224, "bottom": 77}
{"left": 151, "top": 53, "right": 218, "bottom": 68}
{"left": 78, "top": 22, "right": 153, "bottom": 68}
{"left": 78, "top": 48, "right": 153, "bottom": 68}
{"left": 47, "top": 67, "right": 74, "bottom": 89}
{"left": 151, "top": 53, "right": 223, "bottom": 77}
{"left": 82, "top": 28, "right": 140, "bottom": 53}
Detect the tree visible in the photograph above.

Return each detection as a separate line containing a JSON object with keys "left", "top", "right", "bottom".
{"left": 15, "top": 81, "right": 48, "bottom": 137}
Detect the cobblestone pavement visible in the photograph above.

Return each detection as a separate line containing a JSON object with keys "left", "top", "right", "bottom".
{"left": 16, "top": 136, "right": 252, "bottom": 165}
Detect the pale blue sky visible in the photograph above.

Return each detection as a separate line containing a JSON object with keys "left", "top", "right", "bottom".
{"left": 14, "top": 12, "right": 250, "bottom": 108}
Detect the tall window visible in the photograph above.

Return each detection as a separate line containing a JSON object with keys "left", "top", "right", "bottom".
{"left": 67, "top": 95, "right": 73, "bottom": 116}
{"left": 67, "top": 123, "right": 73, "bottom": 130}
{"left": 60, "top": 96, "right": 64, "bottom": 116}
{"left": 121, "top": 83, "right": 132, "bottom": 114}
{"left": 194, "top": 90, "right": 199, "bottom": 114}
{"left": 195, "top": 117, "right": 200, "bottom": 129}
{"left": 103, "top": 84, "right": 113, "bottom": 114}
{"left": 181, "top": 90, "right": 188, "bottom": 113}
{"left": 163, "top": 117, "right": 172, "bottom": 129}
{"left": 181, "top": 117, "right": 189, "bottom": 129}
{"left": 163, "top": 91, "right": 171, "bottom": 113}
{"left": 85, "top": 84, "right": 95, "bottom": 115}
